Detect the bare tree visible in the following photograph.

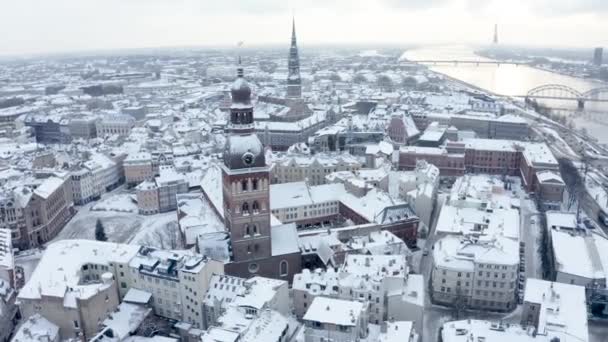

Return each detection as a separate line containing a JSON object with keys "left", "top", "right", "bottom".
{"left": 141, "top": 221, "right": 183, "bottom": 250}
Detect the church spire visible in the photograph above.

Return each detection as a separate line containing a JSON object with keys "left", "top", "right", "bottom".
{"left": 287, "top": 17, "right": 302, "bottom": 99}
{"left": 291, "top": 17, "right": 297, "bottom": 47}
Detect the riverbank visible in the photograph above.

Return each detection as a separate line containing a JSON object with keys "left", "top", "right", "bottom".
{"left": 474, "top": 50, "right": 607, "bottom": 88}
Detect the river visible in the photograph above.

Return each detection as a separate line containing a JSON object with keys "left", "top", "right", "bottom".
{"left": 402, "top": 46, "right": 608, "bottom": 143}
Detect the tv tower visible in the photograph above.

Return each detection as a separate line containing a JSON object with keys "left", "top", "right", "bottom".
{"left": 493, "top": 24, "right": 499, "bottom": 44}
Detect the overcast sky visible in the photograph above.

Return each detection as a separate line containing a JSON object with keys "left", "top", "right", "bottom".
{"left": 1, "top": 0, "right": 607, "bottom": 56}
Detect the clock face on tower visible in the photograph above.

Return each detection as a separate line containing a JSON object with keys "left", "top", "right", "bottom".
{"left": 242, "top": 152, "right": 255, "bottom": 166}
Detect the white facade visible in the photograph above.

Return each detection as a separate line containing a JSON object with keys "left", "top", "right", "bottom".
{"left": 70, "top": 168, "right": 98, "bottom": 205}
{"left": 293, "top": 254, "right": 424, "bottom": 330}
{"left": 269, "top": 152, "right": 361, "bottom": 186}
{"left": 124, "top": 248, "right": 224, "bottom": 329}
{"left": 269, "top": 182, "right": 342, "bottom": 225}
{"left": 201, "top": 275, "right": 292, "bottom": 342}
{"left": 431, "top": 175, "right": 521, "bottom": 311}
{"left": 521, "top": 279, "right": 589, "bottom": 342}
{"left": 18, "top": 240, "right": 224, "bottom": 338}
{"left": 302, "top": 297, "right": 368, "bottom": 342}
{"left": 84, "top": 153, "right": 120, "bottom": 193}
{"left": 398, "top": 160, "right": 439, "bottom": 228}
{"left": 96, "top": 115, "right": 135, "bottom": 138}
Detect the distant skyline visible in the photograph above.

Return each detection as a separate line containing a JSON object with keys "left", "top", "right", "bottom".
{"left": 1, "top": 0, "right": 608, "bottom": 56}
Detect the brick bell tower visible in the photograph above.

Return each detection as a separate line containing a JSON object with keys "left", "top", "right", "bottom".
{"left": 221, "top": 59, "right": 272, "bottom": 274}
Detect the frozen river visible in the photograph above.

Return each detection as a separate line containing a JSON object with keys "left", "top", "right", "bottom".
{"left": 403, "top": 46, "right": 608, "bottom": 143}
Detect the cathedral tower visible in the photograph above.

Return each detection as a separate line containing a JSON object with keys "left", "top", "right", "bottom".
{"left": 222, "top": 61, "right": 272, "bottom": 273}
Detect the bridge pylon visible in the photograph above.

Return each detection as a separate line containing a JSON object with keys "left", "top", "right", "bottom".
{"left": 578, "top": 99, "right": 585, "bottom": 110}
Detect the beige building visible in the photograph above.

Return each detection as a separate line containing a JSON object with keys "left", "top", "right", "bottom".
{"left": 135, "top": 180, "right": 159, "bottom": 215}
{"left": 124, "top": 248, "right": 224, "bottom": 329}
{"left": 269, "top": 152, "right": 361, "bottom": 186}
{"left": 293, "top": 254, "right": 424, "bottom": 331}
{"left": 17, "top": 240, "right": 139, "bottom": 341}
{"left": 17, "top": 240, "right": 224, "bottom": 340}
{"left": 124, "top": 152, "right": 155, "bottom": 187}
{"left": 431, "top": 235, "right": 519, "bottom": 311}
{"left": 96, "top": 114, "right": 135, "bottom": 138}
{"left": 0, "top": 176, "right": 73, "bottom": 249}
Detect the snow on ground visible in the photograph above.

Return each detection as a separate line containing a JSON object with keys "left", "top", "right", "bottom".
{"left": 91, "top": 194, "right": 138, "bottom": 213}
{"left": 539, "top": 125, "right": 579, "bottom": 158}
{"left": 55, "top": 205, "right": 179, "bottom": 248}
{"left": 130, "top": 214, "right": 183, "bottom": 249}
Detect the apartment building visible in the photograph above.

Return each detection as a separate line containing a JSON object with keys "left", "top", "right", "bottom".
{"left": 17, "top": 240, "right": 140, "bottom": 341}
{"left": 269, "top": 182, "right": 342, "bottom": 227}
{"left": 17, "top": 240, "right": 224, "bottom": 340}
{"left": 156, "top": 166, "right": 188, "bottom": 212}
{"left": 293, "top": 254, "right": 424, "bottom": 331}
{"left": 430, "top": 175, "right": 521, "bottom": 311}
{"left": 124, "top": 152, "right": 155, "bottom": 187}
{"left": 546, "top": 211, "right": 608, "bottom": 290}
{"left": 302, "top": 297, "right": 368, "bottom": 342}
{"left": 269, "top": 152, "right": 361, "bottom": 186}
{"left": 70, "top": 167, "right": 100, "bottom": 205}
{"left": 83, "top": 153, "right": 121, "bottom": 192}
{"left": 201, "top": 274, "right": 290, "bottom": 330}
{"left": 447, "top": 139, "right": 560, "bottom": 194}
{"left": 412, "top": 112, "right": 528, "bottom": 141}
{"left": 521, "top": 279, "right": 588, "bottom": 342}
{"left": 96, "top": 114, "right": 135, "bottom": 138}
{"left": 0, "top": 176, "right": 73, "bottom": 249}
{"left": 431, "top": 234, "right": 519, "bottom": 311}
{"left": 397, "top": 146, "right": 465, "bottom": 177}
{"left": 398, "top": 160, "right": 440, "bottom": 228}
{"left": 135, "top": 180, "right": 159, "bottom": 215}
{"left": 125, "top": 247, "right": 224, "bottom": 329}
{"left": 68, "top": 116, "right": 97, "bottom": 140}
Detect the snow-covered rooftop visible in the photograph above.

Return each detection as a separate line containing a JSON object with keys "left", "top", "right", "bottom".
{"left": 12, "top": 314, "right": 59, "bottom": 342}
{"left": 18, "top": 240, "right": 140, "bottom": 301}
{"left": 303, "top": 296, "right": 364, "bottom": 327}
{"left": 523, "top": 279, "right": 588, "bottom": 342}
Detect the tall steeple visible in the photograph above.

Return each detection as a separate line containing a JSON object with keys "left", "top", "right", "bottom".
{"left": 493, "top": 24, "right": 499, "bottom": 44}
{"left": 287, "top": 17, "right": 302, "bottom": 99}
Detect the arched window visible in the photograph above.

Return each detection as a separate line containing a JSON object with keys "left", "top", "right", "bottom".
{"left": 252, "top": 201, "right": 259, "bottom": 214}
{"left": 242, "top": 202, "right": 249, "bottom": 215}
{"left": 252, "top": 225, "right": 258, "bottom": 235}
{"left": 280, "top": 260, "right": 288, "bottom": 277}
{"left": 252, "top": 179, "right": 258, "bottom": 191}
{"left": 244, "top": 224, "right": 250, "bottom": 236}
{"left": 241, "top": 180, "right": 248, "bottom": 192}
